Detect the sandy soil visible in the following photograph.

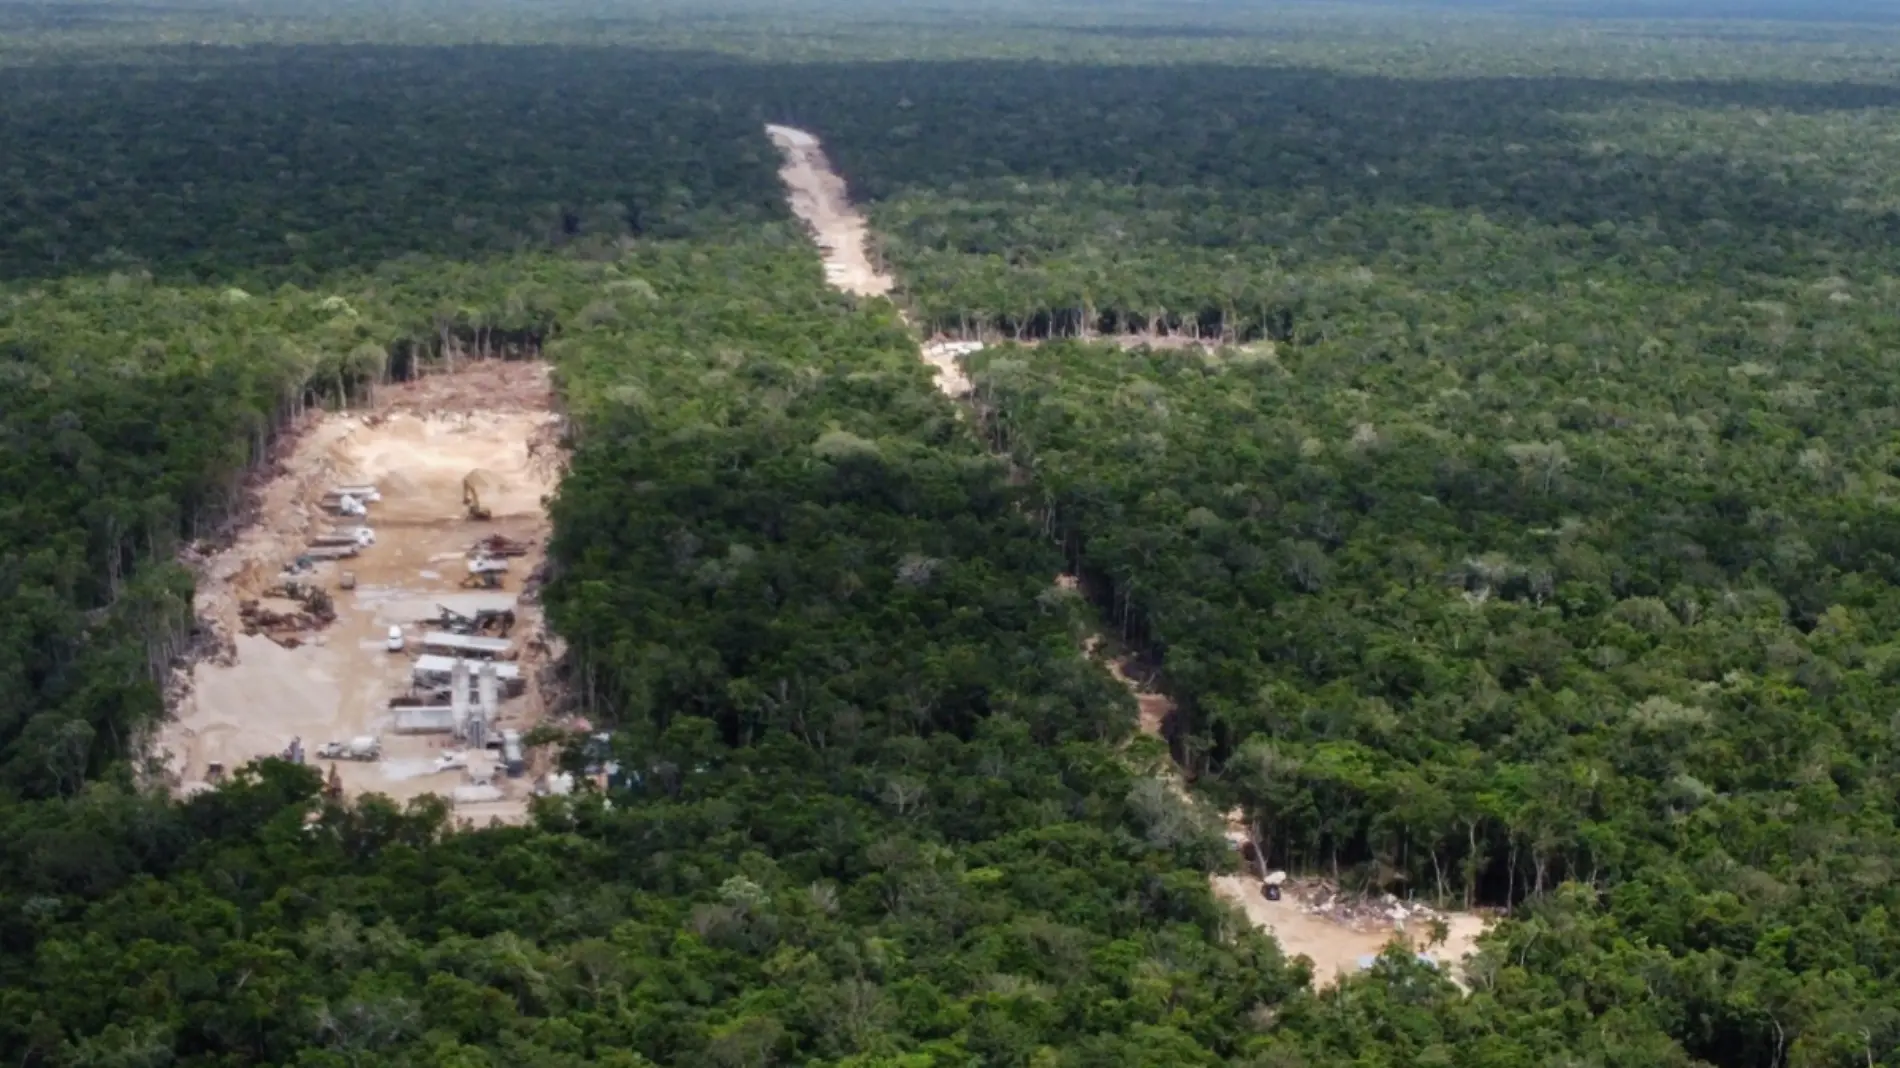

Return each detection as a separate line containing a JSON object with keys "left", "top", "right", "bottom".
{"left": 764, "top": 125, "right": 980, "bottom": 399}
{"left": 765, "top": 124, "right": 894, "bottom": 299}
{"left": 1209, "top": 876, "right": 1487, "bottom": 988}
{"left": 1211, "top": 874, "right": 1401, "bottom": 985}
{"left": 161, "top": 363, "right": 563, "bottom": 825}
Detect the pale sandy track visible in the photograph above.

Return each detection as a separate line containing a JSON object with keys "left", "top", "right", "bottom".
{"left": 765, "top": 124, "right": 972, "bottom": 397}
{"left": 764, "top": 123, "right": 1486, "bottom": 987}
{"left": 765, "top": 124, "right": 892, "bottom": 299}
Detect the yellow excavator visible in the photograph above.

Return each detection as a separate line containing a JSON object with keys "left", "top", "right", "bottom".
{"left": 463, "top": 473, "right": 491, "bottom": 521}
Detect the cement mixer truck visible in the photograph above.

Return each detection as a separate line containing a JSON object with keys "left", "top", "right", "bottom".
{"left": 316, "top": 736, "right": 382, "bottom": 761}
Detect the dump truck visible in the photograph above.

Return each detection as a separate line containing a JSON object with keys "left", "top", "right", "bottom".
{"left": 498, "top": 729, "right": 525, "bottom": 778}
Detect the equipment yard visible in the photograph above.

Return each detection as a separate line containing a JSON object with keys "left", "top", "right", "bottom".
{"left": 161, "top": 361, "right": 564, "bottom": 825}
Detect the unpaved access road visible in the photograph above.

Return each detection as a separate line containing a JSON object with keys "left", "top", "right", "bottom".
{"left": 766, "top": 123, "right": 1492, "bottom": 989}
{"left": 765, "top": 124, "right": 973, "bottom": 397}
{"left": 765, "top": 124, "right": 892, "bottom": 299}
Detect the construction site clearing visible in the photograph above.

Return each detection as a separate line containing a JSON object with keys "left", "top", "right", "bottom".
{"left": 161, "top": 363, "right": 572, "bottom": 826}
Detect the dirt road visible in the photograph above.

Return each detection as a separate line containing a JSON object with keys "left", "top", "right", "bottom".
{"left": 765, "top": 124, "right": 893, "bottom": 299}
{"left": 765, "top": 122, "right": 1488, "bottom": 988}
{"left": 764, "top": 124, "right": 975, "bottom": 398}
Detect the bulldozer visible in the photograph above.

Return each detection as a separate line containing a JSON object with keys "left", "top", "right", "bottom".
{"left": 463, "top": 474, "right": 491, "bottom": 521}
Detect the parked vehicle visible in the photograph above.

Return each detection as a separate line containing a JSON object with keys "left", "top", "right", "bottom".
{"left": 316, "top": 736, "right": 381, "bottom": 761}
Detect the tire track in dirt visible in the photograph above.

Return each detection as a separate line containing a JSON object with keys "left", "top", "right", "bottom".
{"left": 764, "top": 123, "right": 973, "bottom": 398}
{"left": 763, "top": 123, "right": 1488, "bottom": 989}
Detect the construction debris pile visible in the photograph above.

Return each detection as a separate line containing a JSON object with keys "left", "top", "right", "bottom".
{"left": 435, "top": 604, "right": 517, "bottom": 638}
{"left": 1277, "top": 880, "right": 1463, "bottom": 936}
{"left": 237, "top": 580, "right": 337, "bottom": 648}
{"left": 228, "top": 481, "right": 389, "bottom": 650}
{"left": 459, "top": 532, "right": 538, "bottom": 591}
{"left": 470, "top": 533, "right": 532, "bottom": 558}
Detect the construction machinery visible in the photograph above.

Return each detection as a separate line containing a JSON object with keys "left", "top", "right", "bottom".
{"left": 435, "top": 605, "right": 517, "bottom": 638}
{"left": 317, "top": 736, "right": 382, "bottom": 761}
{"left": 463, "top": 474, "right": 491, "bottom": 521}
{"left": 460, "top": 554, "right": 507, "bottom": 590}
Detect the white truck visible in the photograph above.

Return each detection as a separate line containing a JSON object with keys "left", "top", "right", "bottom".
{"left": 317, "top": 736, "right": 381, "bottom": 761}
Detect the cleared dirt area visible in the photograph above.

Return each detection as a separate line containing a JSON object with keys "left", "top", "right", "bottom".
{"left": 765, "top": 125, "right": 894, "bottom": 299}
{"left": 1212, "top": 875, "right": 1490, "bottom": 988}
{"left": 161, "top": 362, "right": 564, "bottom": 826}
{"left": 768, "top": 124, "right": 1488, "bottom": 989}
{"left": 1083, "top": 579, "right": 1492, "bottom": 987}
{"left": 766, "top": 125, "right": 977, "bottom": 398}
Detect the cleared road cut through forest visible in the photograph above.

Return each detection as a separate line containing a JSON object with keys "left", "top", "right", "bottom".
{"left": 762, "top": 122, "right": 1490, "bottom": 987}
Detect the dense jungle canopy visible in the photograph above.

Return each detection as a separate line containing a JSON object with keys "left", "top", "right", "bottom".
{"left": 5, "top": 0, "right": 1900, "bottom": 1065}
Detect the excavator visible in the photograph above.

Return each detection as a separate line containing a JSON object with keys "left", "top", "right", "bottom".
{"left": 462, "top": 474, "right": 491, "bottom": 521}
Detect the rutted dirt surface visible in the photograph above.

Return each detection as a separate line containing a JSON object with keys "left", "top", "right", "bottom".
{"left": 765, "top": 124, "right": 893, "bottom": 299}
{"left": 161, "top": 362, "right": 564, "bottom": 825}
{"left": 765, "top": 124, "right": 976, "bottom": 399}
{"left": 768, "top": 123, "right": 1488, "bottom": 988}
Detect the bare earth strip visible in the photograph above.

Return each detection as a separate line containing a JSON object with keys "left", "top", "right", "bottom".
{"left": 764, "top": 123, "right": 973, "bottom": 397}
{"left": 763, "top": 124, "right": 1488, "bottom": 988}
{"left": 764, "top": 124, "right": 892, "bottom": 299}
